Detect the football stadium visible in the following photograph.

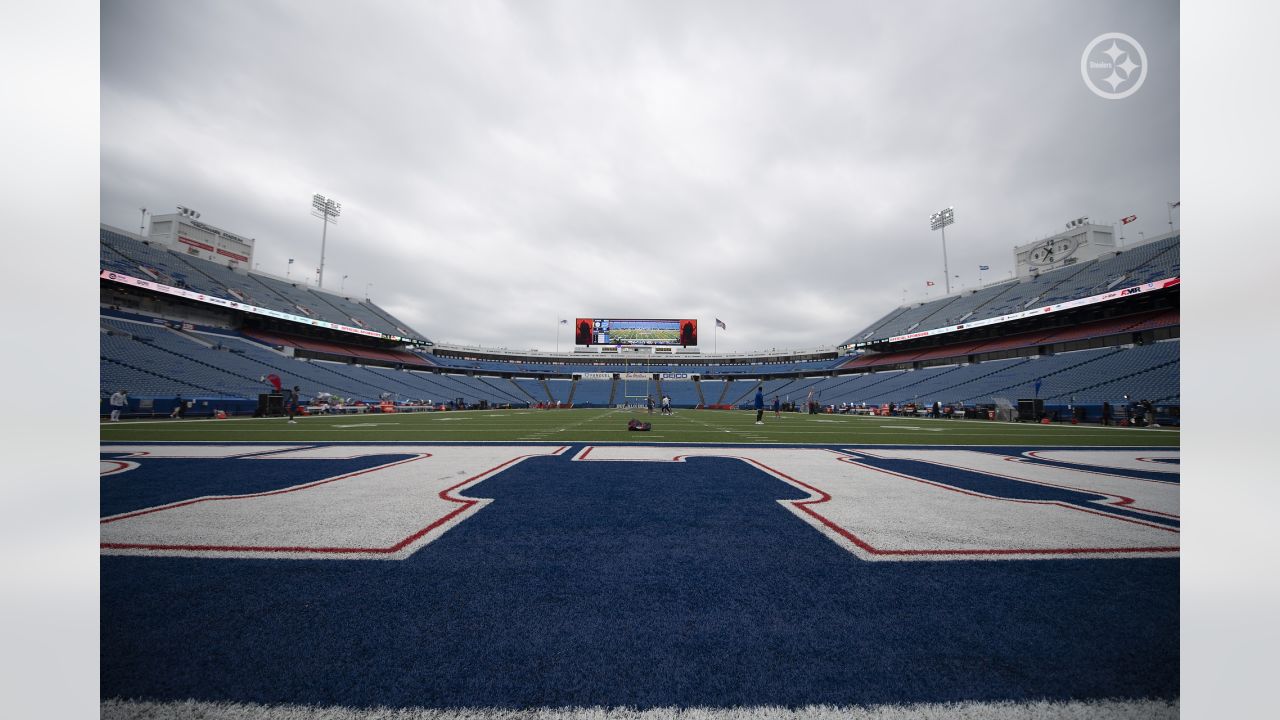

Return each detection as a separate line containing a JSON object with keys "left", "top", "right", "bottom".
{"left": 93, "top": 2, "right": 1188, "bottom": 719}
{"left": 98, "top": 218, "right": 1181, "bottom": 719}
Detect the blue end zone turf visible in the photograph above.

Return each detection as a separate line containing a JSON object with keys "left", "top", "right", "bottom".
{"left": 101, "top": 453, "right": 415, "bottom": 517}
{"left": 101, "top": 445, "right": 1178, "bottom": 709}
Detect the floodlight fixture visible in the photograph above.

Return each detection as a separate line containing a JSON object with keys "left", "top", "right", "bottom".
{"left": 929, "top": 206, "right": 956, "bottom": 294}
{"left": 311, "top": 194, "right": 342, "bottom": 288}
{"left": 929, "top": 206, "right": 955, "bottom": 231}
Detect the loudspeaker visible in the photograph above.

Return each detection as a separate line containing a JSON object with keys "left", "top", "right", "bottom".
{"left": 258, "top": 393, "right": 284, "bottom": 417}
{"left": 1017, "top": 398, "right": 1044, "bottom": 422}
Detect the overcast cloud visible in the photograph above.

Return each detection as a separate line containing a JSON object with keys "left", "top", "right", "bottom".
{"left": 100, "top": 0, "right": 1178, "bottom": 353}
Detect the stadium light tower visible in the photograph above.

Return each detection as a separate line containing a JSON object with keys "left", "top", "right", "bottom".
{"left": 311, "top": 194, "right": 341, "bottom": 289}
{"left": 929, "top": 206, "right": 956, "bottom": 294}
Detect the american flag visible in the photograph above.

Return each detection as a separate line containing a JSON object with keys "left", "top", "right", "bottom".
{"left": 1121, "top": 214, "right": 1138, "bottom": 225}
{"left": 926, "top": 281, "right": 935, "bottom": 287}
{"left": 715, "top": 318, "right": 726, "bottom": 330}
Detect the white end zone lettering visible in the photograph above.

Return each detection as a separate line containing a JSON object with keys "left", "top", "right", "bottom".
{"left": 862, "top": 449, "right": 1179, "bottom": 518}
{"left": 575, "top": 446, "right": 1179, "bottom": 562}
{"left": 101, "top": 445, "right": 567, "bottom": 560}
{"left": 100, "top": 460, "right": 140, "bottom": 476}
{"left": 1022, "top": 450, "right": 1179, "bottom": 474}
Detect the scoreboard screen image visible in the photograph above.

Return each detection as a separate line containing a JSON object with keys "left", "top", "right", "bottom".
{"left": 574, "top": 318, "right": 698, "bottom": 346}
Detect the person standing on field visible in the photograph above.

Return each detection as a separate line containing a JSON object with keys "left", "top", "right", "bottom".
{"left": 754, "top": 386, "right": 765, "bottom": 424}
{"left": 109, "top": 389, "right": 128, "bottom": 422}
{"left": 287, "top": 386, "right": 300, "bottom": 424}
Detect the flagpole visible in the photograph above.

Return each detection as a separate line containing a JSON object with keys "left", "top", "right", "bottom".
{"left": 941, "top": 224, "right": 951, "bottom": 294}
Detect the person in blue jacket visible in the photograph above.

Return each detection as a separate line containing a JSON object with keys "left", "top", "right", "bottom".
{"left": 754, "top": 386, "right": 765, "bottom": 424}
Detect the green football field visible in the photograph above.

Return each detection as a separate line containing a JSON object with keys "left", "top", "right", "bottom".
{"left": 100, "top": 407, "right": 1180, "bottom": 445}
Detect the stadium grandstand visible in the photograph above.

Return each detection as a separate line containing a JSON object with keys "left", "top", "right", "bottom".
{"left": 100, "top": 217, "right": 1179, "bottom": 425}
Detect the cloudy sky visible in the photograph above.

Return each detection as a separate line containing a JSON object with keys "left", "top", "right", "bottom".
{"left": 100, "top": 0, "right": 1178, "bottom": 353}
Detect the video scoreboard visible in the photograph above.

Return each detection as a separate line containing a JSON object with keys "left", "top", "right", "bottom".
{"left": 574, "top": 318, "right": 698, "bottom": 346}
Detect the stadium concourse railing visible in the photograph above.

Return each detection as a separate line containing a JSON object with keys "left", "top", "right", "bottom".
{"left": 842, "top": 234, "right": 1180, "bottom": 344}
{"left": 840, "top": 308, "right": 1179, "bottom": 371}
{"left": 100, "top": 226, "right": 431, "bottom": 342}
{"left": 242, "top": 329, "right": 432, "bottom": 367}
{"left": 420, "top": 352, "right": 848, "bottom": 376}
